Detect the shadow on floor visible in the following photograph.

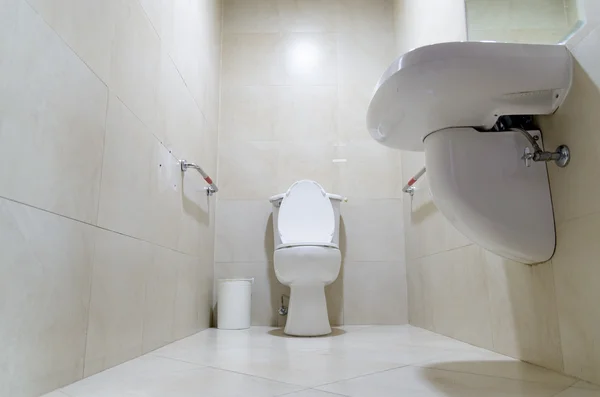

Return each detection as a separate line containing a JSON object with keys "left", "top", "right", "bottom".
{"left": 420, "top": 360, "right": 570, "bottom": 395}
{"left": 267, "top": 327, "right": 347, "bottom": 338}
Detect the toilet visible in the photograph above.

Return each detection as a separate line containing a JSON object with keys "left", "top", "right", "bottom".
{"left": 269, "top": 180, "right": 343, "bottom": 336}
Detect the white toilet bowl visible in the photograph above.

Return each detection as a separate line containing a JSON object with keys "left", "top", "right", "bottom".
{"left": 269, "top": 180, "right": 344, "bottom": 336}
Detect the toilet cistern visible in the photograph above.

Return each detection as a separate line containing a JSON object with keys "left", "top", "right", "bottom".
{"left": 368, "top": 41, "right": 574, "bottom": 264}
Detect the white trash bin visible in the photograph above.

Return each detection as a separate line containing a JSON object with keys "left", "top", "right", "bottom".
{"left": 217, "top": 278, "right": 253, "bottom": 330}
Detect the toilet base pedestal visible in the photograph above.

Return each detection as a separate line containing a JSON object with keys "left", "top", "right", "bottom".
{"left": 284, "top": 284, "right": 331, "bottom": 337}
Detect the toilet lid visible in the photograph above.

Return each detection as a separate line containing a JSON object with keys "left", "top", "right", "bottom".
{"left": 278, "top": 180, "right": 335, "bottom": 244}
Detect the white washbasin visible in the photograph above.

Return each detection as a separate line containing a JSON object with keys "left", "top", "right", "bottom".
{"left": 367, "top": 41, "right": 572, "bottom": 151}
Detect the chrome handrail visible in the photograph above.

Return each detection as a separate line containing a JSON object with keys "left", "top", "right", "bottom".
{"left": 403, "top": 166, "right": 426, "bottom": 196}
{"left": 180, "top": 160, "right": 218, "bottom": 196}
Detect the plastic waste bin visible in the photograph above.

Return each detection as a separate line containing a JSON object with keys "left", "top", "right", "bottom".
{"left": 217, "top": 278, "right": 253, "bottom": 330}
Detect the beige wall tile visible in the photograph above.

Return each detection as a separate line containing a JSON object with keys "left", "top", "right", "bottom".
{"left": 483, "top": 250, "right": 563, "bottom": 372}
{"left": 155, "top": 53, "right": 206, "bottom": 163}
{"left": 1, "top": 0, "right": 219, "bottom": 395}
{"left": 336, "top": 141, "right": 402, "bottom": 199}
{"left": 25, "top": 0, "right": 120, "bottom": 83}
{"left": 394, "top": 0, "right": 466, "bottom": 53}
{"left": 277, "top": 0, "right": 341, "bottom": 33}
{"left": 138, "top": 0, "right": 173, "bottom": 40}
{"left": 197, "top": 261, "right": 215, "bottom": 330}
{"left": 540, "top": 61, "right": 600, "bottom": 224}
{"left": 401, "top": 151, "right": 471, "bottom": 260}
{"left": 337, "top": 31, "right": 396, "bottom": 143}
{"left": 553, "top": 213, "right": 600, "bottom": 384}
{"left": 224, "top": 0, "right": 341, "bottom": 34}
{"left": 215, "top": 262, "right": 289, "bottom": 326}
{"left": 177, "top": 176, "right": 217, "bottom": 257}
{"left": 337, "top": 83, "right": 375, "bottom": 142}
{"left": 466, "top": 0, "right": 511, "bottom": 30}
{"left": 343, "top": 261, "right": 407, "bottom": 325}
{"left": 142, "top": 246, "right": 178, "bottom": 354}
{"left": 215, "top": 200, "right": 274, "bottom": 263}
{"left": 341, "top": 199, "right": 404, "bottom": 262}
{"left": 219, "top": 86, "right": 282, "bottom": 142}
{"left": 509, "top": 0, "right": 568, "bottom": 30}
{"left": 223, "top": 0, "right": 280, "bottom": 33}
{"left": 418, "top": 246, "right": 494, "bottom": 349}
{"left": 109, "top": 0, "right": 161, "bottom": 129}
{"left": 403, "top": 191, "right": 473, "bottom": 260}
{"left": 143, "top": 246, "right": 206, "bottom": 353}
{"left": 97, "top": 96, "right": 182, "bottom": 249}
{"left": 218, "top": 141, "right": 279, "bottom": 199}
{"left": 167, "top": 0, "right": 221, "bottom": 124}
{"left": 0, "top": 198, "right": 95, "bottom": 397}
{"left": 277, "top": 86, "right": 338, "bottom": 144}
{"left": 338, "top": 31, "right": 396, "bottom": 86}
{"left": 219, "top": 0, "right": 402, "bottom": 328}
{"left": 571, "top": 26, "right": 600, "bottom": 91}
{"left": 565, "top": 0, "right": 581, "bottom": 27}
{"left": 466, "top": 0, "right": 574, "bottom": 44}
{"left": 221, "top": 33, "right": 290, "bottom": 87}
{"left": 0, "top": 0, "right": 107, "bottom": 224}
{"left": 222, "top": 33, "right": 337, "bottom": 87}
{"left": 338, "top": 0, "right": 394, "bottom": 34}
{"left": 84, "top": 230, "right": 152, "bottom": 377}
{"left": 277, "top": 143, "right": 337, "bottom": 193}
{"left": 406, "top": 265, "right": 435, "bottom": 331}
{"left": 220, "top": 86, "right": 338, "bottom": 143}
{"left": 172, "top": 252, "right": 202, "bottom": 340}
{"left": 281, "top": 33, "right": 338, "bottom": 86}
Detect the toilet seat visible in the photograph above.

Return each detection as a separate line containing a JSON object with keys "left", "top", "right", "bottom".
{"left": 278, "top": 180, "right": 335, "bottom": 245}
{"left": 276, "top": 242, "right": 339, "bottom": 250}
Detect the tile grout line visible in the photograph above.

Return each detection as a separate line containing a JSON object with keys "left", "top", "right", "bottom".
{"left": 204, "top": 365, "right": 307, "bottom": 388}
{"left": 94, "top": 91, "right": 111, "bottom": 225}
{"left": 21, "top": 0, "right": 110, "bottom": 91}
{"left": 134, "top": 0, "right": 217, "bottom": 134}
{"left": 408, "top": 242, "right": 475, "bottom": 262}
{"left": 310, "top": 364, "right": 410, "bottom": 390}
{"left": 0, "top": 194, "right": 200, "bottom": 259}
{"left": 80, "top": 222, "right": 100, "bottom": 381}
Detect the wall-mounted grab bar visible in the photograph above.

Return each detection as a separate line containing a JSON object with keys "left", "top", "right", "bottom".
{"left": 403, "top": 166, "right": 426, "bottom": 196}
{"left": 180, "top": 160, "right": 218, "bottom": 196}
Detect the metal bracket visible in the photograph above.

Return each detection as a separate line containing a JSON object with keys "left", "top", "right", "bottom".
{"left": 180, "top": 159, "right": 218, "bottom": 196}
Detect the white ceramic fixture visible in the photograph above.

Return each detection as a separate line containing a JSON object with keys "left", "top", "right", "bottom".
{"left": 368, "top": 41, "right": 574, "bottom": 264}
{"left": 270, "top": 180, "right": 343, "bottom": 336}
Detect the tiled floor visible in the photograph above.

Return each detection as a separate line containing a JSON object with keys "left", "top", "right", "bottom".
{"left": 43, "top": 326, "right": 600, "bottom": 397}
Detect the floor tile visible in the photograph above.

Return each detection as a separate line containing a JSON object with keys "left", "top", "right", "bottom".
{"left": 61, "top": 355, "right": 202, "bottom": 396}
{"left": 61, "top": 355, "right": 300, "bottom": 397}
{"left": 40, "top": 392, "right": 69, "bottom": 397}
{"left": 415, "top": 348, "right": 576, "bottom": 387}
{"left": 282, "top": 390, "right": 350, "bottom": 397}
{"left": 55, "top": 326, "right": 581, "bottom": 397}
{"left": 555, "top": 386, "right": 600, "bottom": 397}
{"left": 318, "top": 366, "right": 571, "bottom": 397}
{"left": 573, "top": 381, "right": 600, "bottom": 390}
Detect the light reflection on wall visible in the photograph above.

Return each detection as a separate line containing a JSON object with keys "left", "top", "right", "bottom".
{"left": 287, "top": 40, "right": 320, "bottom": 75}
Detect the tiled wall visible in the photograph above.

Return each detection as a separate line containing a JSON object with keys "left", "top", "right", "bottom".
{"left": 394, "top": 0, "right": 600, "bottom": 386}
{"left": 215, "top": 0, "right": 407, "bottom": 326}
{"left": 465, "top": 0, "right": 580, "bottom": 44}
{"left": 0, "top": 0, "right": 221, "bottom": 396}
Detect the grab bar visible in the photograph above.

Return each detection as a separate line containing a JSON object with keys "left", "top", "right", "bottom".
{"left": 180, "top": 160, "right": 218, "bottom": 196}
{"left": 403, "top": 166, "right": 426, "bottom": 196}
